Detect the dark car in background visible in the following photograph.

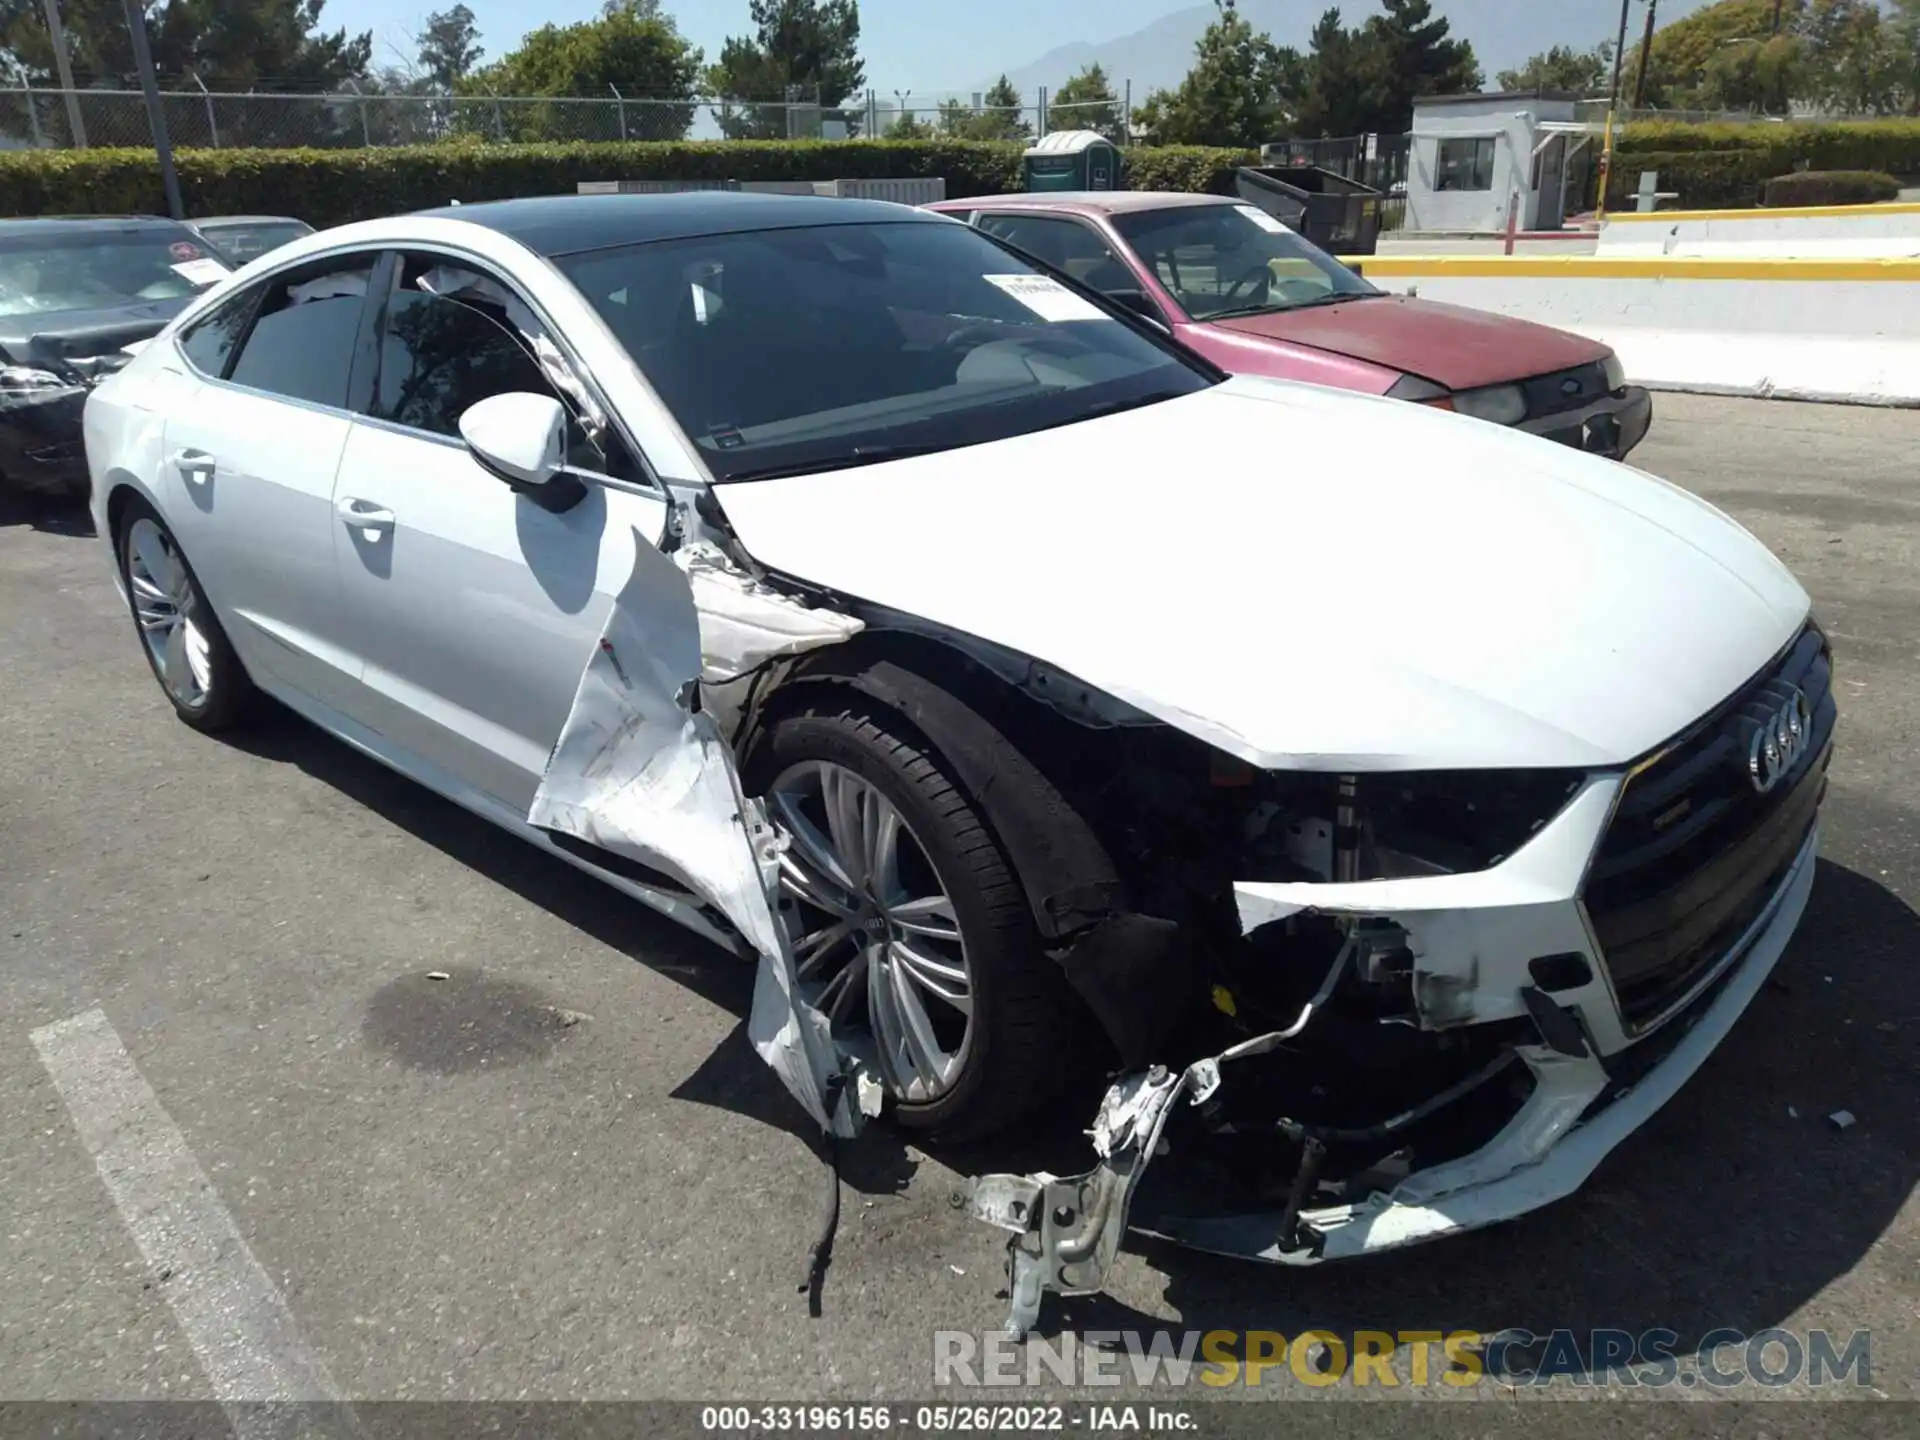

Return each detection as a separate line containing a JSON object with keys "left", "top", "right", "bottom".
{"left": 186, "top": 215, "right": 315, "bottom": 267}
{"left": 0, "top": 215, "right": 231, "bottom": 504}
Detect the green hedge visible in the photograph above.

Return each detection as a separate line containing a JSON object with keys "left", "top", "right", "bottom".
{"left": 1762, "top": 169, "right": 1902, "bottom": 207}
{"left": 0, "top": 137, "right": 1257, "bottom": 225}
{"left": 1607, "top": 147, "right": 1776, "bottom": 209}
{"left": 1611, "top": 119, "right": 1920, "bottom": 211}
{"left": 1618, "top": 119, "right": 1920, "bottom": 172}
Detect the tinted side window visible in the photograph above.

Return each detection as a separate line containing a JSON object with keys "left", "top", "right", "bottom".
{"left": 371, "top": 289, "right": 554, "bottom": 439}
{"left": 227, "top": 262, "right": 374, "bottom": 408}
{"left": 975, "top": 213, "right": 1144, "bottom": 309}
{"left": 177, "top": 287, "right": 260, "bottom": 378}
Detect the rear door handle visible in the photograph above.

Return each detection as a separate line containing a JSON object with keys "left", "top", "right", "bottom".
{"left": 172, "top": 449, "right": 216, "bottom": 483}
{"left": 336, "top": 496, "right": 396, "bottom": 536}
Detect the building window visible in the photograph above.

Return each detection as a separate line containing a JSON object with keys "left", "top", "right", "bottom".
{"left": 1435, "top": 137, "right": 1497, "bottom": 192}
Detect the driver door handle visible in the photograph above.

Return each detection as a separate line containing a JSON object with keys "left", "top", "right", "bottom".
{"left": 171, "top": 449, "right": 216, "bottom": 483}
{"left": 337, "top": 496, "right": 396, "bottom": 535}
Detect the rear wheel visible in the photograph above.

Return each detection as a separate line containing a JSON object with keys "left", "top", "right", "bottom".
{"left": 746, "top": 698, "right": 1078, "bottom": 1141}
{"left": 116, "top": 499, "right": 254, "bottom": 732}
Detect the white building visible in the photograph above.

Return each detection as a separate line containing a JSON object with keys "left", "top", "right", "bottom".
{"left": 1405, "top": 90, "right": 1600, "bottom": 235}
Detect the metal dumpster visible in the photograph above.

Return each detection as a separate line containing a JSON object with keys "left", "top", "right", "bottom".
{"left": 1233, "top": 165, "right": 1385, "bottom": 256}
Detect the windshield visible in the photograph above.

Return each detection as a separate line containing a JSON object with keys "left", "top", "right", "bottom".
{"left": 556, "top": 219, "right": 1215, "bottom": 482}
{"left": 1110, "top": 204, "right": 1380, "bottom": 323}
{"left": 197, "top": 220, "right": 311, "bottom": 265}
{"left": 0, "top": 228, "right": 229, "bottom": 319}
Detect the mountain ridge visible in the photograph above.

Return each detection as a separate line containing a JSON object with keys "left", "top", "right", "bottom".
{"left": 976, "top": 1, "right": 1716, "bottom": 105}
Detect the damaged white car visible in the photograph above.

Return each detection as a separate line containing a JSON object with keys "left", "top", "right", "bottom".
{"left": 84, "top": 195, "right": 1834, "bottom": 1334}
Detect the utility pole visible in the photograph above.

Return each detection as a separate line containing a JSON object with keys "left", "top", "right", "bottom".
{"left": 1632, "top": 0, "right": 1660, "bottom": 112}
{"left": 1609, "top": 1, "right": 1633, "bottom": 108}
{"left": 123, "top": 0, "right": 184, "bottom": 219}
{"left": 1598, "top": 0, "right": 1636, "bottom": 220}
{"left": 40, "top": 0, "right": 88, "bottom": 147}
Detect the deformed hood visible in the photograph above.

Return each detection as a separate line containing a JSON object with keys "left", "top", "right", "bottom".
{"left": 712, "top": 377, "right": 1811, "bottom": 773}
{"left": 0, "top": 298, "right": 191, "bottom": 374}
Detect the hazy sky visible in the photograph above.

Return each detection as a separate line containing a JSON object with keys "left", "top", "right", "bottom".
{"left": 342, "top": 0, "right": 1189, "bottom": 93}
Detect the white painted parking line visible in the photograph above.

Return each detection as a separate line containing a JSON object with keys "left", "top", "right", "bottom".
{"left": 32, "top": 1008, "right": 361, "bottom": 1435}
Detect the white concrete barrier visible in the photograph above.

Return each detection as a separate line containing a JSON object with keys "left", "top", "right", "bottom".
{"left": 1598, "top": 201, "right": 1920, "bottom": 259}
{"left": 1342, "top": 254, "right": 1920, "bottom": 406}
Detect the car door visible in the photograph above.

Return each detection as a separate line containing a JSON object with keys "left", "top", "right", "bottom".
{"left": 159, "top": 252, "right": 380, "bottom": 714}
{"left": 328, "top": 249, "right": 672, "bottom": 813}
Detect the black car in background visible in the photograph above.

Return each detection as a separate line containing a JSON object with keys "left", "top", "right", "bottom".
{"left": 186, "top": 214, "right": 315, "bottom": 267}
{"left": 0, "top": 215, "right": 231, "bottom": 503}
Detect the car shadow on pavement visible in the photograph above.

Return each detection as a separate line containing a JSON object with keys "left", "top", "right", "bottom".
{"left": 217, "top": 710, "right": 1918, "bottom": 1364}
{"left": 0, "top": 492, "right": 94, "bottom": 536}
{"left": 219, "top": 704, "right": 927, "bottom": 1192}
{"left": 1035, "top": 857, "right": 1919, "bottom": 1375}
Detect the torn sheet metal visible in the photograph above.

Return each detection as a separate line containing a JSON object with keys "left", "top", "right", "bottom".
{"left": 528, "top": 531, "right": 865, "bottom": 1138}
{"left": 681, "top": 543, "right": 866, "bottom": 683}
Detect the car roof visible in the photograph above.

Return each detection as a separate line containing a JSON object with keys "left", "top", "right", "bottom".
{"left": 191, "top": 215, "right": 309, "bottom": 228}
{"left": 414, "top": 192, "right": 948, "bottom": 257}
{"left": 929, "top": 191, "right": 1238, "bottom": 218}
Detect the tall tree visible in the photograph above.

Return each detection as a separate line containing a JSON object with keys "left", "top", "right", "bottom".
{"left": 416, "top": 4, "right": 483, "bottom": 91}
{"left": 706, "top": 0, "right": 865, "bottom": 138}
{"left": 1799, "top": 0, "right": 1902, "bottom": 113}
{"left": 1497, "top": 42, "right": 1615, "bottom": 95}
{"left": 1358, "top": 0, "right": 1481, "bottom": 132}
{"left": 1133, "top": 0, "right": 1299, "bottom": 148}
{"left": 1048, "top": 62, "right": 1124, "bottom": 142}
{"left": 1894, "top": 0, "right": 1920, "bottom": 113}
{"left": 460, "top": 3, "right": 702, "bottom": 139}
{"left": 1292, "top": 6, "right": 1379, "bottom": 136}
{"left": 1622, "top": 0, "right": 1802, "bottom": 109}
{"left": 1, "top": 0, "right": 370, "bottom": 91}
{"left": 940, "top": 75, "right": 1030, "bottom": 142}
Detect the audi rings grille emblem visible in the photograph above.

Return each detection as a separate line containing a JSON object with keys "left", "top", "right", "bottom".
{"left": 1747, "top": 689, "right": 1813, "bottom": 795}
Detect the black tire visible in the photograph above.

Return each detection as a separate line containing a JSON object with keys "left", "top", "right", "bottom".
{"left": 743, "top": 696, "right": 1081, "bottom": 1142}
{"left": 115, "top": 496, "right": 255, "bottom": 733}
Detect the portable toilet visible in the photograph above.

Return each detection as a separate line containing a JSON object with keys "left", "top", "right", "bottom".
{"left": 1022, "top": 130, "right": 1124, "bottom": 192}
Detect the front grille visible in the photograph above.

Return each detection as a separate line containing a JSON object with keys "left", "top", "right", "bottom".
{"left": 1519, "top": 360, "right": 1616, "bottom": 423}
{"left": 1583, "top": 625, "right": 1835, "bottom": 1031}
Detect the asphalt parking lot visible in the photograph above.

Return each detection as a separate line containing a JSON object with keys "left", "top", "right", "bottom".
{"left": 2, "top": 393, "right": 1917, "bottom": 1415}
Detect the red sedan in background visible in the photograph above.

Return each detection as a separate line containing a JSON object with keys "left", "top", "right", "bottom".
{"left": 925, "top": 191, "right": 1652, "bottom": 460}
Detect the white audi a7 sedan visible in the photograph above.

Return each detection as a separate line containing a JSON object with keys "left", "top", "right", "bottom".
{"left": 84, "top": 193, "right": 1833, "bottom": 1330}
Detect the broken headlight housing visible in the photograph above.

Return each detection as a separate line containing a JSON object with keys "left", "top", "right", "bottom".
{"left": 1354, "top": 768, "right": 1586, "bottom": 878}
{"left": 0, "top": 364, "right": 83, "bottom": 401}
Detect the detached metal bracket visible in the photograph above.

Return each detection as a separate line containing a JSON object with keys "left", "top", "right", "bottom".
{"left": 966, "top": 1066, "right": 1187, "bottom": 1338}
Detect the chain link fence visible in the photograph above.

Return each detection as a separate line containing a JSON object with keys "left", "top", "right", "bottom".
{"left": 0, "top": 85, "right": 1153, "bottom": 152}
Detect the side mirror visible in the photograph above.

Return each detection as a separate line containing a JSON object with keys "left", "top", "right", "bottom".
{"left": 459, "top": 391, "right": 566, "bottom": 488}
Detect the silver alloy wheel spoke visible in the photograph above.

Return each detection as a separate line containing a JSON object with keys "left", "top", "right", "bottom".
{"left": 768, "top": 760, "right": 975, "bottom": 1103}
{"left": 887, "top": 893, "right": 962, "bottom": 941}
{"left": 126, "top": 519, "right": 208, "bottom": 710}
{"left": 888, "top": 937, "right": 972, "bottom": 1016}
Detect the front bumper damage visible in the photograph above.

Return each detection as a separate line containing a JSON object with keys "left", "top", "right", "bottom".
{"left": 970, "top": 805, "right": 1820, "bottom": 1338}
{"left": 526, "top": 502, "right": 1828, "bottom": 1334}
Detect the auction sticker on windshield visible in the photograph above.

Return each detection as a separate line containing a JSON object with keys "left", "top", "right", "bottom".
{"left": 1237, "top": 206, "right": 1294, "bottom": 235}
{"left": 170, "top": 257, "right": 232, "bottom": 287}
{"left": 983, "top": 273, "right": 1107, "bottom": 323}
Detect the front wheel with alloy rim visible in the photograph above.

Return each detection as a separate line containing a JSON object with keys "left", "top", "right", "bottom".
{"left": 117, "top": 499, "right": 254, "bottom": 731}
{"left": 746, "top": 699, "right": 1082, "bottom": 1141}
